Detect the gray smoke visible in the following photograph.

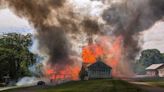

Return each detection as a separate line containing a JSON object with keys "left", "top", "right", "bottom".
{"left": 0, "top": 0, "right": 72, "bottom": 70}
{"left": 0, "top": 0, "right": 164, "bottom": 76}
{"left": 0, "top": 0, "right": 101, "bottom": 71}
{"left": 102, "top": 0, "right": 164, "bottom": 61}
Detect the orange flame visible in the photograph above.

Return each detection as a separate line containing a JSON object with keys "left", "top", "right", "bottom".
{"left": 82, "top": 36, "right": 123, "bottom": 76}
{"left": 44, "top": 36, "right": 123, "bottom": 80}
{"left": 45, "top": 65, "right": 80, "bottom": 80}
{"left": 82, "top": 44, "right": 104, "bottom": 63}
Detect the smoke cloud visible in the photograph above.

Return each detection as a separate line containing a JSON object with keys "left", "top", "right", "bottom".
{"left": 0, "top": 0, "right": 77, "bottom": 71}
{"left": 0, "top": 0, "right": 102, "bottom": 72}
{"left": 102, "top": 0, "right": 164, "bottom": 61}
{"left": 0, "top": 0, "right": 164, "bottom": 76}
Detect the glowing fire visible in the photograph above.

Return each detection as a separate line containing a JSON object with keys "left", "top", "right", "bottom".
{"left": 45, "top": 36, "right": 123, "bottom": 80}
{"left": 82, "top": 36, "right": 123, "bottom": 76}
{"left": 45, "top": 65, "right": 80, "bottom": 81}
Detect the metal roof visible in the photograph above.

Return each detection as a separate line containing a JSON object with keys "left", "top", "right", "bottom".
{"left": 146, "top": 63, "right": 164, "bottom": 70}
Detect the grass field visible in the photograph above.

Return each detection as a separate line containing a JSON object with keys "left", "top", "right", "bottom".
{"left": 3, "top": 79, "right": 146, "bottom": 92}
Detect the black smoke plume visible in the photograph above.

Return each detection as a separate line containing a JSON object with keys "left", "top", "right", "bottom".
{"left": 0, "top": 0, "right": 101, "bottom": 71}
{"left": 0, "top": 0, "right": 164, "bottom": 76}
{"left": 102, "top": 0, "right": 164, "bottom": 61}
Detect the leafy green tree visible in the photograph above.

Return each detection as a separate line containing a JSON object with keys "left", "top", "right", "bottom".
{"left": 0, "top": 33, "right": 36, "bottom": 81}
{"left": 139, "top": 49, "right": 164, "bottom": 66}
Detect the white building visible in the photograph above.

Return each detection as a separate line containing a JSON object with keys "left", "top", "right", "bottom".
{"left": 80, "top": 60, "right": 112, "bottom": 80}
{"left": 146, "top": 63, "right": 164, "bottom": 77}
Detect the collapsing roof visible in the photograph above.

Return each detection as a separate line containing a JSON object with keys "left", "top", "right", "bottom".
{"left": 82, "top": 59, "right": 112, "bottom": 70}
{"left": 146, "top": 63, "right": 164, "bottom": 70}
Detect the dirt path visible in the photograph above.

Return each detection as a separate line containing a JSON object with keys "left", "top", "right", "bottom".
{"left": 0, "top": 86, "right": 21, "bottom": 91}
{"left": 139, "top": 85, "right": 164, "bottom": 92}
{"left": 0, "top": 86, "right": 48, "bottom": 92}
{"left": 130, "top": 82, "right": 164, "bottom": 92}
{"left": 0, "top": 85, "right": 39, "bottom": 92}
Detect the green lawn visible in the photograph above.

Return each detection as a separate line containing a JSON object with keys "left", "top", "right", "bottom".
{"left": 3, "top": 79, "right": 146, "bottom": 92}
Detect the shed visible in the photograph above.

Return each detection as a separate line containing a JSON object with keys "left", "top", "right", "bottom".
{"left": 80, "top": 60, "right": 112, "bottom": 80}
{"left": 146, "top": 63, "right": 164, "bottom": 77}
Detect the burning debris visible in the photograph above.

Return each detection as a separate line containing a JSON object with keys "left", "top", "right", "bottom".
{"left": 82, "top": 36, "right": 126, "bottom": 76}
{"left": 0, "top": 0, "right": 164, "bottom": 81}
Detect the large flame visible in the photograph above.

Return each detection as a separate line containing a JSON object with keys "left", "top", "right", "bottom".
{"left": 45, "top": 65, "right": 80, "bottom": 81}
{"left": 82, "top": 36, "right": 123, "bottom": 76}
{"left": 45, "top": 36, "right": 123, "bottom": 80}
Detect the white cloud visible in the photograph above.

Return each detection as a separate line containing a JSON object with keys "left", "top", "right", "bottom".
{"left": 70, "top": 0, "right": 104, "bottom": 16}
{"left": 142, "top": 21, "right": 164, "bottom": 53}
{"left": 0, "top": 8, "right": 33, "bottom": 34}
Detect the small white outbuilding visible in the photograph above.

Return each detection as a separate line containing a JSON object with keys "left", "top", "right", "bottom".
{"left": 146, "top": 63, "right": 164, "bottom": 77}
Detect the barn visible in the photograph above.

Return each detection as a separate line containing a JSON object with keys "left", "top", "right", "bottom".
{"left": 146, "top": 63, "right": 164, "bottom": 77}
{"left": 79, "top": 59, "right": 112, "bottom": 80}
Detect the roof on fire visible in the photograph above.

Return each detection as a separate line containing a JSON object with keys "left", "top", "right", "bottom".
{"left": 146, "top": 63, "right": 164, "bottom": 70}
{"left": 82, "top": 63, "right": 92, "bottom": 68}
{"left": 83, "top": 60, "right": 112, "bottom": 69}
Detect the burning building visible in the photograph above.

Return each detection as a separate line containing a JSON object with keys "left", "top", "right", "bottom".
{"left": 0, "top": 0, "right": 164, "bottom": 82}
{"left": 80, "top": 58, "right": 112, "bottom": 80}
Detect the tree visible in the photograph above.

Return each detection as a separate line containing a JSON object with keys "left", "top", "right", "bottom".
{"left": 0, "top": 33, "right": 36, "bottom": 81}
{"left": 139, "top": 49, "right": 164, "bottom": 66}
{"left": 135, "top": 49, "right": 164, "bottom": 74}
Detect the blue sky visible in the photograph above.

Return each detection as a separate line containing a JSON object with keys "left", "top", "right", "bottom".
{"left": 0, "top": 8, "right": 164, "bottom": 52}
